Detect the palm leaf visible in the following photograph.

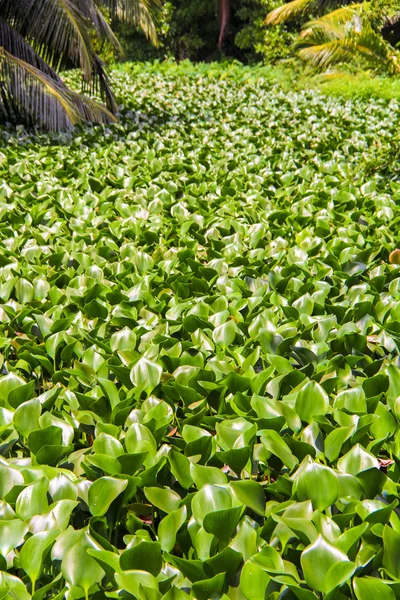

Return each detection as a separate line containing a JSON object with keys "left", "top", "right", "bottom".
{"left": 0, "top": 15, "right": 63, "bottom": 82}
{"left": 97, "top": 0, "right": 161, "bottom": 45}
{"left": 299, "top": 5, "right": 362, "bottom": 43}
{"left": 66, "top": 85, "right": 118, "bottom": 125}
{"left": 298, "top": 38, "right": 356, "bottom": 66}
{"left": 266, "top": 0, "right": 315, "bottom": 25}
{"left": 265, "top": 0, "right": 353, "bottom": 25}
{"left": 0, "top": 0, "right": 119, "bottom": 111}
{"left": 300, "top": 5, "right": 362, "bottom": 34}
{"left": 298, "top": 15, "right": 400, "bottom": 73}
{"left": 0, "top": 46, "right": 79, "bottom": 129}
{"left": 353, "top": 25, "right": 400, "bottom": 71}
{"left": 0, "top": 47, "right": 116, "bottom": 130}
{"left": 0, "top": 0, "right": 94, "bottom": 77}
{"left": 72, "top": 0, "right": 122, "bottom": 53}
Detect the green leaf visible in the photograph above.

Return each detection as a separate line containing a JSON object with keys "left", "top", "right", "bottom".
{"left": 144, "top": 487, "right": 181, "bottom": 514}
{"left": 0, "top": 573, "right": 30, "bottom": 600}
{"left": 296, "top": 459, "right": 339, "bottom": 510}
{"left": 324, "top": 560, "right": 355, "bottom": 593}
{"left": 61, "top": 532, "right": 105, "bottom": 596}
{"left": 0, "top": 373, "right": 26, "bottom": 404}
{"left": 19, "top": 530, "right": 59, "bottom": 589}
{"left": 14, "top": 399, "right": 42, "bottom": 437}
{"left": 88, "top": 477, "right": 128, "bottom": 516}
{"left": 16, "top": 477, "right": 49, "bottom": 520}
{"left": 0, "top": 519, "right": 28, "bottom": 557}
{"left": 158, "top": 506, "right": 187, "bottom": 552}
{"left": 8, "top": 381, "right": 36, "bottom": 409}
{"left": 190, "top": 463, "right": 228, "bottom": 488}
{"left": 130, "top": 357, "right": 163, "bottom": 396}
{"left": 28, "top": 426, "right": 63, "bottom": 455}
{"left": 383, "top": 525, "right": 400, "bottom": 580}
{"left": 240, "top": 560, "right": 271, "bottom": 600}
{"left": 192, "top": 573, "right": 226, "bottom": 600}
{"left": 203, "top": 506, "right": 243, "bottom": 540}
{"left": 337, "top": 444, "right": 379, "bottom": 475}
{"left": 93, "top": 432, "right": 124, "bottom": 458}
{"left": 0, "top": 464, "right": 24, "bottom": 499}
{"left": 15, "top": 278, "right": 34, "bottom": 303}
{"left": 110, "top": 327, "right": 137, "bottom": 352}
{"left": 204, "top": 547, "right": 243, "bottom": 578}
{"left": 353, "top": 577, "right": 396, "bottom": 600}
{"left": 295, "top": 381, "right": 329, "bottom": 423}
{"left": 212, "top": 320, "right": 236, "bottom": 347}
{"left": 192, "top": 484, "right": 233, "bottom": 526}
{"left": 162, "top": 587, "right": 190, "bottom": 599}
{"left": 120, "top": 541, "right": 162, "bottom": 576}
{"left": 97, "top": 378, "right": 121, "bottom": 410}
{"left": 115, "top": 570, "right": 161, "bottom": 600}
{"left": 125, "top": 423, "right": 157, "bottom": 458}
{"left": 86, "top": 548, "right": 120, "bottom": 582}
{"left": 230, "top": 480, "right": 266, "bottom": 516}
{"left": 324, "top": 426, "right": 354, "bottom": 462}
{"left": 301, "top": 535, "right": 350, "bottom": 593}
{"left": 260, "top": 429, "right": 298, "bottom": 470}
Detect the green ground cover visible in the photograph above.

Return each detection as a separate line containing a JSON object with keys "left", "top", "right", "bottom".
{"left": 0, "top": 62, "right": 400, "bottom": 599}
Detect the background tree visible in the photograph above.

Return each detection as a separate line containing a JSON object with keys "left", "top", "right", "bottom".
{"left": 0, "top": 0, "right": 160, "bottom": 130}
{"left": 115, "top": 0, "right": 294, "bottom": 63}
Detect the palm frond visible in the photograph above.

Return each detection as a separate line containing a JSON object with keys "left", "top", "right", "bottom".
{"left": 300, "top": 5, "right": 362, "bottom": 36}
{"left": 66, "top": 86, "right": 117, "bottom": 125}
{"left": 265, "top": 0, "right": 353, "bottom": 25}
{"left": 266, "top": 0, "right": 315, "bottom": 25}
{"left": 354, "top": 25, "right": 400, "bottom": 71}
{"left": 0, "top": 46, "right": 78, "bottom": 129}
{"left": 0, "top": 0, "right": 93, "bottom": 77}
{"left": 90, "top": 54, "right": 118, "bottom": 114}
{"left": 72, "top": 0, "right": 122, "bottom": 53}
{"left": 298, "top": 5, "right": 363, "bottom": 45}
{"left": 298, "top": 15, "right": 400, "bottom": 74}
{"left": 0, "top": 0, "right": 118, "bottom": 111}
{"left": 96, "top": 0, "right": 161, "bottom": 45}
{"left": 298, "top": 38, "right": 356, "bottom": 66}
{"left": 0, "top": 47, "right": 116, "bottom": 130}
{"left": 0, "top": 15, "right": 63, "bottom": 82}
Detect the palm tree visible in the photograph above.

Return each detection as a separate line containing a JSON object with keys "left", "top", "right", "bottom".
{"left": 0, "top": 0, "right": 160, "bottom": 130}
{"left": 265, "top": 0, "right": 400, "bottom": 72}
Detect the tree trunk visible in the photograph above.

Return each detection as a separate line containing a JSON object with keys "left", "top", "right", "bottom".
{"left": 218, "top": 0, "right": 231, "bottom": 52}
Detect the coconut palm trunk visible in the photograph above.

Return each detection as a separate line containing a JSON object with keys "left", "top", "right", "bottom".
{"left": 218, "top": 0, "right": 231, "bottom": 52}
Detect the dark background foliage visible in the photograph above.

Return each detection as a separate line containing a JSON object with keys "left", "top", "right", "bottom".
{"left": 113, "top": 0, "right": 296, "bottom": 63}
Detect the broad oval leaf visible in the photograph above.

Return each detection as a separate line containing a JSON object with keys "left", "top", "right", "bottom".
{"left": 296, "top": 459, "right": 339, "bottom": 510}
{"left": 301, "top": 535, "right": 350, "bottom": 593}
{"left": 88, "top": 477, "right": 128, "bottom": 517}
{"left": 295, "top": 381, "right": 329, "bottom": 423}
{"left": 130, "top": 357, "right": 163, "bottom": 396}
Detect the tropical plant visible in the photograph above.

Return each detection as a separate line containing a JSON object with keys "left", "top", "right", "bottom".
{"left": 266, "top": 0, "right": 400, "bottom": 72}
{"left": 0, "top": 0, "right": 160, "bottom": 130}
{"left": 296, "top": 5, "right": 400, "bottom": 72}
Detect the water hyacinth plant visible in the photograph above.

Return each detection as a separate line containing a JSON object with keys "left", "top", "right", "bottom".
{"left": 0, "top": 61, "right": 398, "bottom": 597}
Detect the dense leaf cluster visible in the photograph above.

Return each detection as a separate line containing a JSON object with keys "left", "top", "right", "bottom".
{"left": 0, "top": 62, "right": 399, "bottom": 598}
